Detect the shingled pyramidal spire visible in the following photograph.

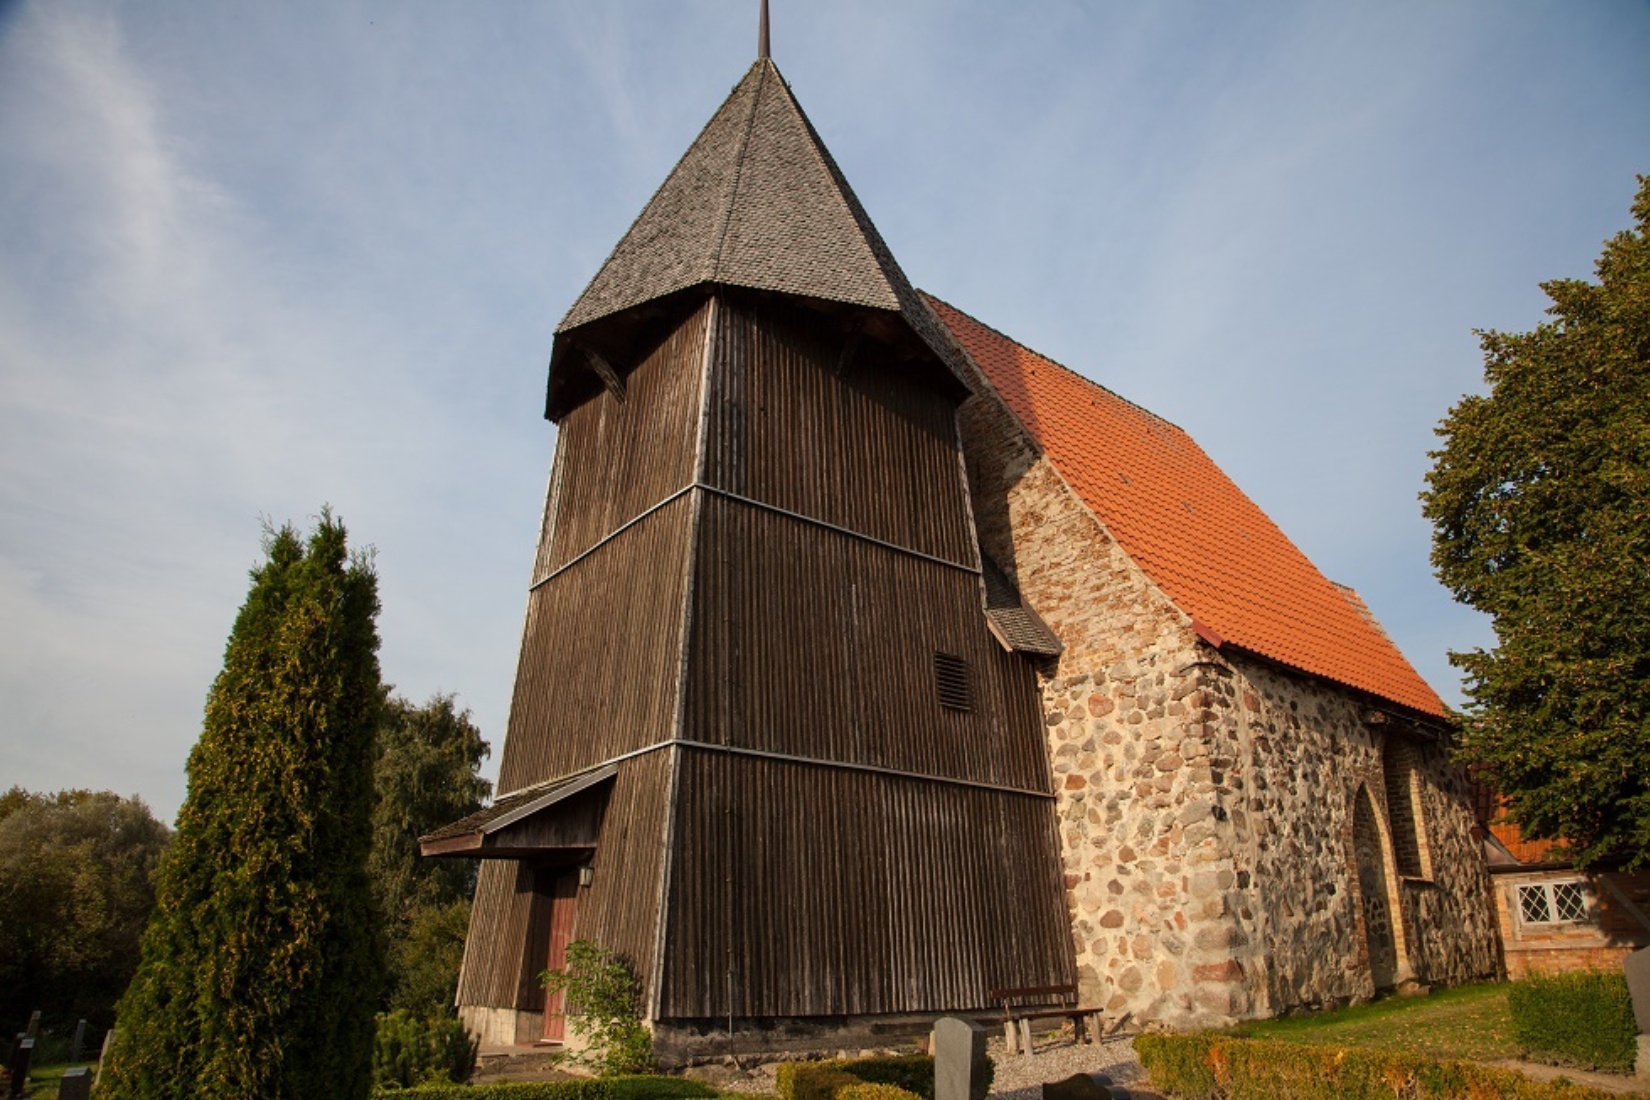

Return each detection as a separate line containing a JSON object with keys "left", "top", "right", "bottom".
{"left": 548, "top": 54, "right": 968, "bottom": 415}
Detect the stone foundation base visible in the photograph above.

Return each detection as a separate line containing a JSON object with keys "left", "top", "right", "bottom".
{"left": 459, "top": 1005, "right": 546, "bottom": 1048}
{"left": 1637, "top": 1033, "right": 1648, "bottom": 1082}
{"left": 653, "top": 1012, "right": 989, "bottom": 1068}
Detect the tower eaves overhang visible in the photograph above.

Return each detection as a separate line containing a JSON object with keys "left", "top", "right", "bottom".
{"left": 546, "top": 59, "right": 972, "bottom": 420}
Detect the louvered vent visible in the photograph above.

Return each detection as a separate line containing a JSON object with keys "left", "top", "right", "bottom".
{"left": 934, "top": 652, "right": 973, "bottom": 712}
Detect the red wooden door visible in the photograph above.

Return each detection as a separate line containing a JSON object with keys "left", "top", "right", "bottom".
{"left": 541, "top": 870, "right": 580, "bottom": 1043}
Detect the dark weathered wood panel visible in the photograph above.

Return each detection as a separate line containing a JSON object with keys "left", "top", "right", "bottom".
{"left": 703, "top": 298, "right": 977, "bottom": 567}
{"left": 458, "top": 859, "right": 545, "bottom": 1010}
{"left": 684, "top": 493, "right": 1049, "bottom": 791}
{"left": 458, "top": 753, "right": 673, "bottom": 1013}
{"left": 659, "top": 750, "right": 1073, "bottom": 1019}
{"left": 498, "top": 493, "right": 694, "bottom": 792}
{"left": 492, "top": 784, "right": 609, "bottom": 851}
{"left": 539, "top": 300, "right": 710, "bottom": 575}
{"left": 566, "top": 749, "right": 673, "bottom": 1008}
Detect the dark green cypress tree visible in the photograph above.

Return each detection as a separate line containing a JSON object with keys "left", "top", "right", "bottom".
{"left": 102, "top": 512, "right": 384, "bottom": 1100}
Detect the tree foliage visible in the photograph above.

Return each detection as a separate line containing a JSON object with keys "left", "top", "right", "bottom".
{"left": 541, "top": 941, "right": 653, "bottom": 1076}
{"left": 1422, "top": 175, "right": 1650, "bottom": 869}
{"left": 101, "top": 512, "right": 384, "bottom": 1100}
{"left": 0, "top": 788, "right": 171, "bottom": 1034}
{"left": 370, "top": 693, "right": 490, "bottom": 1013}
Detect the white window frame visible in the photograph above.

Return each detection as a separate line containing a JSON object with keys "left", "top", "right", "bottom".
{"left": 1515, "top": 879, "right": 1591, "bottom": 927}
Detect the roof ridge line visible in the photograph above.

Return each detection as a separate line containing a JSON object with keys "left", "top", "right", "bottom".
{"left": 919, "top": 291, "right": 1186, "bottom": 434}
{"left": 709, "top": 59, "right": 771, "bottom": 285}
{"left": 765, "top": 65, "right": 896, "bottom": 291}
{"left": 923, "top": 291, "right": 1199, "bottom": 642}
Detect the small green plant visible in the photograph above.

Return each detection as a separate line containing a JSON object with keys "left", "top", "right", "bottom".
{"left": 372, "top": 1009, "right": 479, "bottom": 1089}
{"left": 776, "top": 1055, "right": 953, "bottom": 1100}
{"left": 541, "top": 940, "right": 652, "bottom": 1076}
{"left": 1507, "top": 970, "right": 1637, "bottom": 1073}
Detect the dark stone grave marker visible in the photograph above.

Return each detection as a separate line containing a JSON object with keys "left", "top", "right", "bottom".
{"left": 7, "top": 1037, "right": 32, "bottom": 1099}
{"left": 70, "top": 1018, "right": 87, "bottom": 1064}
{"left": 1042, "top": 1073, "right": 1113, "bottom": 1100}
{"left": 58, "top": 1067, "right": 92, "bottom": 1100}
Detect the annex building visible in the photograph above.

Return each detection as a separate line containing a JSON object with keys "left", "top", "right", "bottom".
{"left": 423, "top": 50, "right": 1499, "bottom": 1054}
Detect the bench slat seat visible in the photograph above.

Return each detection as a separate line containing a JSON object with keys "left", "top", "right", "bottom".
{"left": 986, "top": 984, "right": 1105, "bottom": 1057}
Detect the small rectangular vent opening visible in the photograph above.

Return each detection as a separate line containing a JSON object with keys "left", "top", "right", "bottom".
{"left": 934, "top": 652, "right": 973, "bottom": 712}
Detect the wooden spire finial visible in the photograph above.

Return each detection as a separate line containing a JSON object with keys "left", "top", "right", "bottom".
{"left": 758, "top": 0, "right": 770, "bottom": 59}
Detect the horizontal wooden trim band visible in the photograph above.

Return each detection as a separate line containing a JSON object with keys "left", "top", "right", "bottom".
{"left": 496, "top": 739, "right": 1053, "bottom": 804}
{"left": 529, "top": 483, "right": 980, "bottom": 592}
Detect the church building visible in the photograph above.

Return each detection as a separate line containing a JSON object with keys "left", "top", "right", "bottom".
{"left": 422, "top": 39, "right": 1499, "bottom": 1054}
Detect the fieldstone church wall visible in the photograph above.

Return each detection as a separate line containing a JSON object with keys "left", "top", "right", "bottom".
{"left": 958, "top": 387, "right": 1499, "bottom": 1029}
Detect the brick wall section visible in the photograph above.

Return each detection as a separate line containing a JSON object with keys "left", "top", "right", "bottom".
{"left": 1494, "top": 870, "right": 1650, "bottom": 979}
{"left": 958, "top": 386, "right": 1499, "bottom": 1027}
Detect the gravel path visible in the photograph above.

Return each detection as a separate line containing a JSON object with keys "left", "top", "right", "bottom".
{"left": 697, "top": 1032, "right": 1160, "bottom": 1099}
{"left": 985, "top": 1033, "right": 1160, "bottom": 1100}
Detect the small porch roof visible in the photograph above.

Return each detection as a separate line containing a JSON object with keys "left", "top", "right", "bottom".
{"left": 418, "top": 764, "right": 617, "bottom": 858}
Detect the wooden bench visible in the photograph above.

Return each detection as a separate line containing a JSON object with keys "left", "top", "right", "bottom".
{"left": 988, "top": 984, "right": 1105, "bottom": 1056}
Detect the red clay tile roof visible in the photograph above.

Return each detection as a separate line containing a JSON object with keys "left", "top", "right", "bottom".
{"left": 925, "top": 294, "right": 1445, "bottom": 718}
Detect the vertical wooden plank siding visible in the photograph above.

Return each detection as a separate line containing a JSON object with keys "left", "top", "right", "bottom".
{"left": 685, "top": 494, "right": 1048, "bottom": 791}
{"left": 660, "top": 750, "right": 1073, "bottom": 1019}
{"left": 541, "top": 301, "right": 710, "bottom": 573}
{"left": 703, "top": 299, "right": 978, "bottom": 567}
{"left": 457, "top": 752, "right": 673, "bottom": 1012}
{"left": 458, "top": 859, "right": 548, "bottom": 1010}
{"left": 566, "top": 750, "right": 673, "bottom": 1007}
{"left": 495, "top": 493, "right": 693, "bottom": 791}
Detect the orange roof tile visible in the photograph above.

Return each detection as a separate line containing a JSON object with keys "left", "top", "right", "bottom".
{"left": 925, "top": 294, "right": 1445, "bottom": 718}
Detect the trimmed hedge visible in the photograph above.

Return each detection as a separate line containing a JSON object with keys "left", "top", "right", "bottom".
{"left": 1133, "top": 1033, "right": 1629, "bottom": 1100}
{"left": 836, "top": 1085, "right": 924, "bottom": 1100}
{"left": 776, "top": 1055, "right": 935, "bottom": 1100}
{"left": 1507, "top": 970, "right": 1637, "bottom": 1073}
{"left": 371, "top": 1075, "right": 716, "bottom": 1099}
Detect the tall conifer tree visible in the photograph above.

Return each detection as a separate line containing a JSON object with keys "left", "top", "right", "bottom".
{"left": 102, "top": 513, "right": 384, "bottom": 1100}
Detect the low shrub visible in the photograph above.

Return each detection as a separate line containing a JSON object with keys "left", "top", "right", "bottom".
{"left": 832, "top": 1054, "right": 939, "bottom": 1099}
{"left": 1132, "top": 1034, "right": 1217, "bottom": 1100}
{"left": 373, "top": 1009, "right": 480, "bottom": 1089}
{"left": 371, "top": 1075, "right": 716, "bottom": 1100}
{"left": 776, "top": 1063, "right": 863, "bottom": 1100}
{"left": 1133, "top": 1033, "right": 1627, "bottom": 1100}
{"left": 542, "top": 941, "right": 654, "bottom": 1076}
{"left": 835, "top": 1084, "right": 923, "bottom": 1100}
{"left": 1507, "top": 970, "right": 1637, "bottom": 1073}
{"left": 776, "top": 1053, "right": 963, "bottom": 1100}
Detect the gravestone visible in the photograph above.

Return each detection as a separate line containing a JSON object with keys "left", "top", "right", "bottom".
{"left": 95, "top": 1029, "right": 115, "bottom": 1088}
{"left": 57, "top": 1067, "right": 92, "bottom": 1100}
{"left": 23, "top": 1014, "right": 38, "bottom": 1041}
{"left": 1626, "top": 945, "right": 1650, "bottom": 1081}
{"left": 7, "top": 1037, "right": 32, "bottom": 1099}
{"left": 1626, "top": 945, "right": 1650, "bottom": 1035}
{"left": 1041, "top": 1073, "right": 1112, "bottom": 1100}
{"left": 70, "top": 1018, "right": 87, "bottom": 1064}
{"left": 933, "top": 1016, "right": 990, "bottom": 1100}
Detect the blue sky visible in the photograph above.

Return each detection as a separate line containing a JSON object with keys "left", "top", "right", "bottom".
{"left": 2, "top": 0, "right": 1646, "bottom": 823}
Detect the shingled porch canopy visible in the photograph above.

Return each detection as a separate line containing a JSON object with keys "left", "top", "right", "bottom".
{"left": 419, "top": 764, "right": 617, "bottom": 859}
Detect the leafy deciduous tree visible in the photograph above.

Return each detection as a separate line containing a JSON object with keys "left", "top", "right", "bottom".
{"left": 0, "top": 788, "right": 171, "bottom": 1034}
{"left": 369, "top": 693, "right": 490, "bottom": 1013}
{"left": 101, "top": 512, "right": 384, "bottom": 1100}
{"left": 1422, "top": 175, "right": 1650, "bottom": 869}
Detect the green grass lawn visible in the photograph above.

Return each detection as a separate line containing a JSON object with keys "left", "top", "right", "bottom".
{"left": 1223, "top": 982, "right": 1519, "bottom": 1063}
{"left": 19, "top": 1062, "right": 70, "bottom": 1099}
